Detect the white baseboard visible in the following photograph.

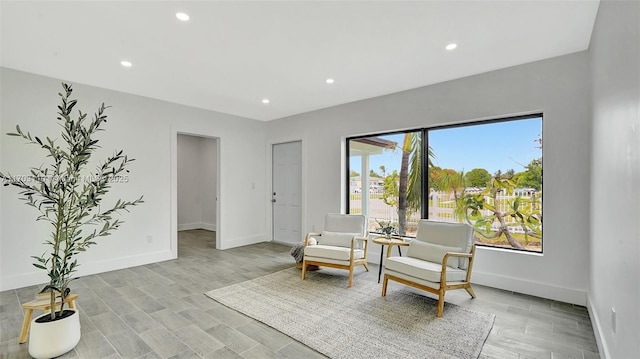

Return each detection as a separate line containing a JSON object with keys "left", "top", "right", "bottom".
{"left": 0, "top": 250, "right": 174, "bottom": 292}
{"left": 472, "top": 271, "right": 587, "bottom": 306}
{"left": 199, "top": 222, "right": 216, "bottom": 231}
{"left": 367, "top": 245, "right": 587, "bottom": 306}
{"left": 80, "top": 250, "right": 175, "bottom": 277}
{"left": 178, "top": 222, "right": 216, "bottom": 231}
{"left": 178, "top": 223, "right": 200, "bottom": 231}
{"left": 587, "top": 294, "right": 610, "bottom": 359}
{"left": 220, "top": 234, "right": 268, "bottom": 250}
{"left": 272, "top": 239, "right": 300, "bottom": 246}
{"left": 0, "top": 271, "right": 47, "bottom": 292}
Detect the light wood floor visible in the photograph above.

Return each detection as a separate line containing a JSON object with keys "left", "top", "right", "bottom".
{"left": 1, "top": 230, "right": 599, "bottom": 359}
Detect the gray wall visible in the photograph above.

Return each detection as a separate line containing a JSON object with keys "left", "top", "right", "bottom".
{"left": 0, "top": 68, "right": 268, "bottom": 290}
{"left": 266, "top": 52, "right": 592, "bottom": 305}
{"left": 589, "top": 0, "right": 640, "bottom": 357}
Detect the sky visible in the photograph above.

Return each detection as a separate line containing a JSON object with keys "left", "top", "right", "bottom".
{"left": 350, "top": 117, "right": 542, "bottom": 176}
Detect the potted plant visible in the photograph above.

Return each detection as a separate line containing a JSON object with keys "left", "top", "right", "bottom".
{"left": 0, "top": 83, "right": 143, "bottom": 358}
{"left": 376, "top": 219, "right": 397, "bottom": 239}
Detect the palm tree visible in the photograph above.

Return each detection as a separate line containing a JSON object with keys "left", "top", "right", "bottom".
{"left": 379, "top": 131, "right": 432, "bottom": 236}
{"left": 440, "top": 170, "right": 466, "bottom": 199}
{"left": 398, "top": 132, "right": 433, "bottom": 235}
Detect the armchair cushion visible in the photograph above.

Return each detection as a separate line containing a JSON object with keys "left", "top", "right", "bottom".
{"left": 319, "top": 231, "right": 359, "bottom": 247}
{"left": 416, "top": 220, "right": 475, "bottom": 269}
{"left": 325, "top": 214, "right": 366, "bottom": 234}
{"left": 407, "top": 240, "right": 462, "bottom": 268}
{"left": 385, "top": 256, "right": 467, "bottom": 282}
{"left": 304, "top": 245, "right": 364, "bottom": 261}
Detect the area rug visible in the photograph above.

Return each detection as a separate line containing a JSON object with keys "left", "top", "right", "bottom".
{"left": 205, "top": 268, "right": 494, "bottom": 359}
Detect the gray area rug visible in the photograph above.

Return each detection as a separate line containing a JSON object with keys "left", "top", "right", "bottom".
{"left": 205, "top": 268, "right": 494, "bottom": 359}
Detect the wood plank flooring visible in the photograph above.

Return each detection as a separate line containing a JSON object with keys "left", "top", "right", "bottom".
{"left": 0, "top": 230, "right": 599, "bottom": 358}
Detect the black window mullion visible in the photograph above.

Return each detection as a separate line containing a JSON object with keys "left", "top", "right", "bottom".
{"left": 422, "top": 128, "right": 429, "bottom": 220}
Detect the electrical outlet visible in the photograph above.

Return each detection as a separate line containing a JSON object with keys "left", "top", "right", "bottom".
{"left": 146, "top": 235, "right": 153, "bottom": 244}
{"left": 611, "top": 308, "right": 616, "bottom": 333}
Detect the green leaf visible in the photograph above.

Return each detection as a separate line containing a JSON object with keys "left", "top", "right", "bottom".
{"left": 512, "top": 197, "right": 521, "bottom": 211}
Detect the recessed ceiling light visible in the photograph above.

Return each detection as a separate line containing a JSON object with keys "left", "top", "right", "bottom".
{"left": 326, "top": 78, "right": 335, "bottom": 84}
{"left": 445, "top": 43, "right": 457, "bottom": 51}
{"left": 176, "top": 12, "right": 190, "bottom": 21}
{"left": 262, "top": 99, "right": 270, "bottom": 104}
{"left": 120, "top": 60, "right": 132, "bottom": 67}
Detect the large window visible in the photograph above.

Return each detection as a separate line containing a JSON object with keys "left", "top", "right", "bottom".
{"left": 347, "top": 115, "right": 543, "bottom": 252}
{"left": 348, "top": 131, "right": 423, "bottom": 237}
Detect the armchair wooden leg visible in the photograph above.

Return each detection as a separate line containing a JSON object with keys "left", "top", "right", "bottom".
{"left": 363, "top": 262, "right": 370, "bottom": 272}
{"left": 465, "top": 285, "right": 476, "bottom": 298}
{"left": 436, "top": 293, "right": 445, "bottom": 318}
{"left": 348, "top": 268, "right": 353, "bottom": 288}
{"left": 301, "top": 260, "right": 307, "bottom": 280}
{"left": 381, "top": 275, "right": 388, "bottom": 296}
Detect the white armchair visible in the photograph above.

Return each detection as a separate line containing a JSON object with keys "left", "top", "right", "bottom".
{"left": 301, "top": 214, "right": 369, "bottom": 287}
{"left": 382, "top": 219, "right": 476, "bottom": 317}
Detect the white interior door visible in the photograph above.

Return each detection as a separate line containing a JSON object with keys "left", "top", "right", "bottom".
{"left": 272, "top": 141, "right": 302, "bottom": 244}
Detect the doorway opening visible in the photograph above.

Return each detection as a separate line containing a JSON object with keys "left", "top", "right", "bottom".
{"left": 176, "top": 134, "right": 219, "bottom": 256}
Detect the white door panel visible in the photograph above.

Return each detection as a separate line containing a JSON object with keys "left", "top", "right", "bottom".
{"left": 272, "top": 141, "right": 302, "bottom": 244}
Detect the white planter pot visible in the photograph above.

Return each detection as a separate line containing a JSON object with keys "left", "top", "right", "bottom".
{"left": 28, "top": 309, "right": 81, "bottom": 359}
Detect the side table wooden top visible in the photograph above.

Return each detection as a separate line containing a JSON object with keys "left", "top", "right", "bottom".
{"left": 372, "top": 236, "right": 410, "bottom": 246}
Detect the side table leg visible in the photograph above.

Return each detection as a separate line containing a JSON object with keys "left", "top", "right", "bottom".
{"left": 378, "top": 245, "right": 384, "bottom": 283}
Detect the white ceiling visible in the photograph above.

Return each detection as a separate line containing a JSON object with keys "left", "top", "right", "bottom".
{"left": 1, "top": 1, "right": 600, "bottom": 121}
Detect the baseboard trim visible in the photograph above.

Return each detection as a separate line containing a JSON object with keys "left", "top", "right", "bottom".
{"left": 363, "top": 248, "right": 586, "bottom": 305}
{"left": 81, "top": 250, "right": 175, "bottom": 277}
{"left": 360, "top": 247, "right": 587, "bottom": 306}
{"left": 587, "top": 294, "right": 610, "bottom": 359}
{"left": 220, "top": 234, "right": 268, "bottom": 250}
{"left": 472, "top": 271, "right": 587, "bottom": 306}
{"left": 272, "top": 240, "right": 300, "bottom": 246}
{"left": 178, "top": 222, "right": 216, "bottom": 231}
{"left": 0, "top": 250, "right": 174, "bottom": 292}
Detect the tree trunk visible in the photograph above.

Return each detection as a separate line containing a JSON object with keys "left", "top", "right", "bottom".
{"left": 495, "top": 211, "right": 524, "bottom": 249}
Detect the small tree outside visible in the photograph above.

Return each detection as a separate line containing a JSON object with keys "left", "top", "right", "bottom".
{"left": 515, "top": 158, "right": 542, "bottom": 190}
{"left": 459, "top": 177, "right": 541, "bottom": 250}
{"left": 382, "top": 170, "right": 399, "bottom": 208}
{"left": 465, "top": 168, "right": 491, "bottom": 187}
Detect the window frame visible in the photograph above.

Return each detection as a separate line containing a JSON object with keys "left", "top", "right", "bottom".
{"left": 345, "top": 113, "right": 543, "bottom": 253}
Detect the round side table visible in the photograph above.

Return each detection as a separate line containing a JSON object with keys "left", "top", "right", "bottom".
{"left": 372, "top": 236, "right": 410, "bottom": 283}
